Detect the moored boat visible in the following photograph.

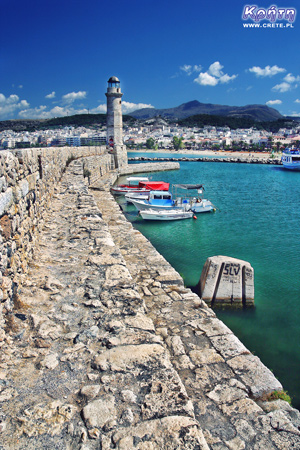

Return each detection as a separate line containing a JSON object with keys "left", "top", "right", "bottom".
{"left": 173, "top": 184, "right": 216, "bottom": 213}
{"left": 139, "top": 209, "right": 194, "bottom": 221}
{"left": 281, "top": 148, "right": 300, "bottom": 171}
{"left": 111, "top": 177, "right": 170, "bottom": 195}
{"left": 131, "top": 190, "right": 185, "bottom": 211}
{"left": 131, "top": 184, "right": 216, "bottom": 213}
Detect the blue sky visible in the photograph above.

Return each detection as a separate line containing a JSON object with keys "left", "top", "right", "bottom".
{"left": 1, "top": 0, "right": 299, "bottom": 120}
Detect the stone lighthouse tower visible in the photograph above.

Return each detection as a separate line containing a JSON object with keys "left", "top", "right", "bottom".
{"left": 105, "top": 76, "right": 127, "bottom": 168}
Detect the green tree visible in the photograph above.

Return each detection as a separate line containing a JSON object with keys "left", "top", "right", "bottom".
{"left": 172, "top": 136, "right": 184, "bottom": 151}
{"left": 146, "top": 138, "right": 156, "bottom": 149}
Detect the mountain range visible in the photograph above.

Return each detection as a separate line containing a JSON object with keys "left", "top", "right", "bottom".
{"left": 129, "top": 100, "right": 283, "bottom": 122}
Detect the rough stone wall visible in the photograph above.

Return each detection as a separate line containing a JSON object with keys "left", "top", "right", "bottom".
{"left": 0, "top": 146, "right": 108, "bottom": 339}
{"left": 1, "top": 159, "right": 300, "bottom": 449}
{"left": 82, "top": 153, "right": 115, "bottom": 186}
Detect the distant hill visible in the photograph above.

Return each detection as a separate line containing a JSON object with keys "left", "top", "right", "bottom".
{"left": 0, "top": 114, "right": 136, "bottom": 132}
{"left": 177, "top": 115, "right": 296, "bottom": 132}
{"left": 0, "top": 109, "right": 295, "bottom": 134}
{"left": 129, "top": 100, "right": 283, "bottom": 122}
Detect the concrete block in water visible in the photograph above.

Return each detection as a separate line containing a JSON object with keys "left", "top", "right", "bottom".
{"left": 199, "top": 255, "right": 254, "bottom": 307}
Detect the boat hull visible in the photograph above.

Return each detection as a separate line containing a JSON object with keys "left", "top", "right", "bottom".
{"left": 111, "top": 187, "right": 150, "bottom": 195}
{"left": 131, "top": 198, "right": 184, "bottom": 211}
{"left": 132, "top": 198, "right": 214, "bottom": 212}
{"left": 191, "top": 200, "right": 215, "bottom": 213}
{"left": 281, "top": 150, "right": 300, "bottom": 170}
{"left": 125, "top": 192, "right": 150, "bottom": 202}
{"left": 281, "top": 161, "right": 300, "bottom": 171}
{"left": 140, "top": 210, "right": 193, "bottom": 221}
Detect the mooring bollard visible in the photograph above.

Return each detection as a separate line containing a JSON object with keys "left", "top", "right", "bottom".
{"left": 199, "top": 255, "right": 254, "bottom": 307}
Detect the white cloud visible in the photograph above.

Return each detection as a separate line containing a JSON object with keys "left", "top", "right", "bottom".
{"left": 18, "top": 105, "right": 89, "bottom": 119}
{"left": 16, "top": 99, "right": 154, "bottom": 119}
{"left": 180, "top": 64, "right": 192, "bottom": 74}
{"left": 90, "top": 104, "right": 107, "bottom": 114}
{"left": 272, "top": 82, "right": 293, "bottom": 93}
{"left": 284, "top": 73, "right": 300, "bottom": 83}
{"left": 271, "top": 71, "right": 300, "bottom": 94}
{"left": 194, "top": 61, "right": 237, "bottom": 87}
{"left": 248, "top": 65, "right": 286, "bottom": 77}
{"left": 266, "top": 100, "right": 282, "bottom": 106}
{"left": 62, "top": 91, "right": 87, "bottom": 104}
{"left": 208, "top": 61, "right": 224, "bottom": 78}
{"left": 295, "top": 99, "right": 300, "bottom": 103}
{"left": 180, "top": 64, "right": 202, "bottom": 75}
{"left": 122, "top": 101, "right": 154, "bottom": 113}
{"left": 45, "top": 91, "right": 56, "bottom": 99}
{"left": 194, "top": 72, "right": 218, "bottom": 86}
{"left": 219, "top": 74, "right": 237, "bottom": 84}
{"left": 193, "top": 65, "right": 202, "bottom": 72}
{"left": 90, "top": 101, "right": 155, "bottom": 114}
{"left": 0, "top": 93, "right": 30, "bottom": 118}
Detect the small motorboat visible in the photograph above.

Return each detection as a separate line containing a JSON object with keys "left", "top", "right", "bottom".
{"left": 131, "top": 184, "right": 216, "bottom": 213}
{"left": 111, "top": 177, "right": 170, "bottom": 195}
{"left": 139, "top": 209, "right": 194, "bottom": 221}
{"left": 111, "top": 176, "right": 149, "bottom": 195}
{"left": 173, "top": 184, "right": 216, "bottom": 213}
{"left": 281, "top": 148, "right": 300, "bottom": 170}
{"left": 131, "top": 190, "right": 182, "bottom": 211}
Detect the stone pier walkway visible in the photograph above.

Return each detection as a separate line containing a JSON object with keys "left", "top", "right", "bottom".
{"left": 0, "top": 161, "right": 300, "bottom": 449}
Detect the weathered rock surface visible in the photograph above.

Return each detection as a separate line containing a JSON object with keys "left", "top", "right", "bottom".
{"left": 0, "top": 159, "right": 299, "bottom": 450}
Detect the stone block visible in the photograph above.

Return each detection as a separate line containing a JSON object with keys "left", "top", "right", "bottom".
{"left": 82, "top": 396, "right": 116, "bottom": 429}
{"left": 199, "top": 255, "right": 254, "bottom": 307}
{"left": 92, "top": 343, "right": 169, "bottom": 372}
{"left": 0, "top": 188, "right": 13, "bottom": 217}
{"left": 112, "top": 416, "right": 209, "bottom": 450}
{"left": 227, "top": 353, "right": 283, "bottom": 399}
{"left": 0, "top": 215, "right": 12, "bottom": 240}
{"left": 13, "top": 179, "right": 29, "bottom": 202}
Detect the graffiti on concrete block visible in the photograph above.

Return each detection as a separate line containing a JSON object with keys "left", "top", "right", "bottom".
{"left": 223, "top": 263, "right": 240, "bottom": 277}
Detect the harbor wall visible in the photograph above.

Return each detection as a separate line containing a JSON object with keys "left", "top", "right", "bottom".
{"left": 129, "top": 155, "right": 282, "bottom": 165}
{"left": 0, "top": 146, "right": 111, "bottom": 332}
{"left": 0, "top": 149, "right": 300, "bottom": 449}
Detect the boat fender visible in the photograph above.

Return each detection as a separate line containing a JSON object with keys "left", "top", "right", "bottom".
{"left": 193, "top": 215, "right": 197, "bottom": 220}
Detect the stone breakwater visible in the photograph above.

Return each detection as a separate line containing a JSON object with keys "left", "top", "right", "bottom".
{"left": 0, "top": 154, "right": 299, "bottom": 449}
{"left": 128, "top": 156, "right": 282, "bottom": 165}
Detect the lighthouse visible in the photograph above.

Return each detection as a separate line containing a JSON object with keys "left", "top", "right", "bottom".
{"left": 105, "top": 76, "right": 127, "bottom": 168}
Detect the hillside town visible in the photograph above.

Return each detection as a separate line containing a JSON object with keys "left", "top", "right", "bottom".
{"left": 1, "top": 119, "right": 300, "bottom": 151}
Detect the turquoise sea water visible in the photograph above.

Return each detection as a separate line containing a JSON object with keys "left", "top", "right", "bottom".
{"left": 120, "top": 156, "right": 300, "bottom": 408}
{"left": 128, "top": 151, "right": 229, "bottom": 159}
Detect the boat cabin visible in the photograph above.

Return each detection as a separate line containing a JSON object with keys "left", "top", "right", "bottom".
{"left": 172, "top": 184, "right": 205, "bottom": 203}
{"left": 282, "top": 148, "right": 300, "bottom": 169}
{"left": 148, "top": 190, "right": 173, "bottom": 205}
{"left": 125, "top": 177, "right": 149, "bottom": 186}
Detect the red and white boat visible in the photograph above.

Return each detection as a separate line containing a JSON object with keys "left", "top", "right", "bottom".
{"left": 111, "top": 176, "right": 169, "bottom": 196}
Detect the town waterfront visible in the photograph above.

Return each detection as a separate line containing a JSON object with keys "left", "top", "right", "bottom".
{"left": 121, "top": 153, "right": 300, "bottom": 408}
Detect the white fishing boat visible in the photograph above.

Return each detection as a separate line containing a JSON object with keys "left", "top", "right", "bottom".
{"left": 281, "top": 148, "right": 300, "bottom": 171}
{"left": 131, "top": 190, "right": 185, "bottom": 211}
{"left": 111, "top": 177, "right": 170, "bottom": 195}
{"left": 139, "top": 209, "right": 194, "bottom": 221}
{"left": 131, "top": 184, "right": 216, "bottom": 213}
{"left": 173, "top": 184, "right": 216, "bottom": 213}
{"left": 111, "top": 176, "right": 149, "bottom": 195}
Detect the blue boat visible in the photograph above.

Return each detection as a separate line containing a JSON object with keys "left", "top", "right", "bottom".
{"left": 131, "top": 184, "right": 215, "bottom": 213}
{"left": 281, "top": 148, "right": 300, "bottom": 170}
